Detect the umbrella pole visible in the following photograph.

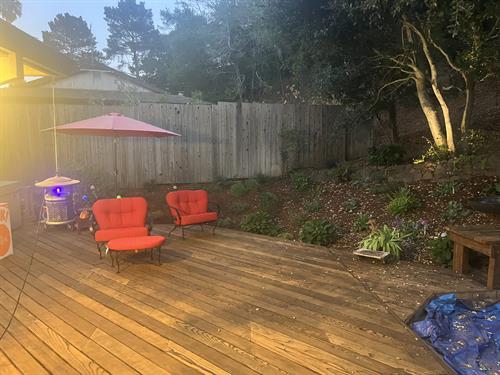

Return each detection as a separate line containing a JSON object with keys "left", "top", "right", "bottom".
{"left": 114, "top": 137, "right": 118, "bottom": 197}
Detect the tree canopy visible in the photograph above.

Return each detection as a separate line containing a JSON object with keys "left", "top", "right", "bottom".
{"left": 42, "top": 13, "right": 103, "bottom": 63}
{"left": 104, "top": 0, "right": 160, "bottom": 78}
{"left": 0, "top": 0, "right": 22, "bottom": 23}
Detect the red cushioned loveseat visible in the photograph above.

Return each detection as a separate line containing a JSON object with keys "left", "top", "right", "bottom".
{"left": 93, "top": 197, "right": 151, "bottom": 258}
{"left": 166, "top": 190, "right": 219, "bottom": 239}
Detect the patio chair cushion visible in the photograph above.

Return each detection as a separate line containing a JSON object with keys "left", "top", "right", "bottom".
{"left": 95, "top": 226, "right": 149, "bottom": 242}
{"left": 166, "top": 190, "right": 209, "bottom": 218}
{"left": 178, "top": 212, "right": 218, "bottom": 226}
{"left": 93, "top": 197, "right": 147, "bottom": 230}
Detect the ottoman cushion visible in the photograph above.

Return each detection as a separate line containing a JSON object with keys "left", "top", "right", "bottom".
{"left": 108, "top": 236, "right": 165, "bottom": 251}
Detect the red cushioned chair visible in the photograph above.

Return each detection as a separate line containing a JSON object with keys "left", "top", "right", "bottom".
{"left": 166, "top": 190, "right": 219, "bottom": 239}
{"left": 92, "top": 197, "right": 151, "bottom": 258}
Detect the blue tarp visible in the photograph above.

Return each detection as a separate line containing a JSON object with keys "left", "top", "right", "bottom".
{"left": 412, "top": 293, "right": 500, "bottom": 375}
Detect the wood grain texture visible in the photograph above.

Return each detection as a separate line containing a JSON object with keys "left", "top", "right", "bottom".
{"left": 0, "top": 224, "right": 465, "bottom": 374}
{"left": 0, "top": 101, "right": 371, "bottom": 187}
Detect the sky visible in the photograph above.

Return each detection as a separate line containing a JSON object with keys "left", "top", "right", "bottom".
{"left": 14, "top": 0, "right": 178, "bottom": 49}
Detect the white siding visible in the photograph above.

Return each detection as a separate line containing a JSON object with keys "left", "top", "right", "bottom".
{"left": 39, "top": 70, "right": 153, "bottom": 92}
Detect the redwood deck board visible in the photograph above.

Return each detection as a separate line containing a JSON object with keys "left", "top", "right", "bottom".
{"left": 0, "top": 225, "right": 467, "bottom": 374}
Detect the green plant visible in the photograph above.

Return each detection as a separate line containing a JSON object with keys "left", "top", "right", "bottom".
{"left": 354, "top": 213, "right": 371, "bottom": 232}
{"left": 293, "top": 213, "right": 309, "bottom": 226}
{"left": 230, "top": 179, "right": 259, "bottom": 197}
{"left": 460, "top": 129, "right": 486, "bottom": 156}
{"left": 304, "top": 200, "right": 322, "bottom": 214}
{"left": 429, "top": 235, "right": 453, "bottom": 265}
{"left": 290, "top": 171, "right": 312, "bottom": 192}
{"left": 277, "top": 232, "right": 293, "bottom": 240}
{"left": 229, "top": 202, "right": 250, "bottom": 214}
{"left": 328, "top": 164, "right": 354, "bottom": 182}
{"left": 368, "top": 144, "right": 405, "bottom": 166}
{"left": 442, "top": 201, "right": 471, "bottom": 223}
{"left": 360, "top": 225, "right": 409, "bottom": 259}
{"left": 299, "top": 219, "right": 340, "bottom": 246}
{"left": 387, "top": 187, "right": 420, "bottom": 215}
{"left": 414, "top": 139, "right": 453, "bottom": 164}
{"left": 240, "top": 211, "right": 279, "bottom": 236}
{"left": 485, "top": 181, "right": 500, "bottom": 195}
{"left": 434, "top": 181, "right": 463, "bottom": 197}
{"left": 343, "top": 198, "right": 359, "bottom": 212}
{"left": 259, "top": 191, "right": 280, "bottom": 211}
{"left": 218, "top": 217, "right": 236, "bottom": 228}
{"left": 255, "top": 173, "right": 270, "bottom": 185}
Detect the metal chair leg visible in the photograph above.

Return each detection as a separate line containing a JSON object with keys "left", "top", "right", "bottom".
{"left": 181, "top": 227, "right": 185, "bottom": 239}
{"left": 158, "top": 246, "right": 162, "bottom": 265}
{"left": 212, "top": 220, "right": 218, "bottom": 235}
{"left": 168, "top": 224, "right": 177, "bottom": 236}
{"left": 199, "top": 224, "right": 204, "bottom": 232}
{"left": 150, "top": 249, "right": 153, "bottom": 261}
{"left": 115, "top": 252, "right": 120, "bottom": 273}
{"left": 97, "top": 243, "right": 102, "bottom": 259}
{"left": 111, "top": 250, "right": 115, "bottom": 267}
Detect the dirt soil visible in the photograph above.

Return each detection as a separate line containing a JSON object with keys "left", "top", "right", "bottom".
{"left": 127, "top": 172, "right": 500, "bottom": 267}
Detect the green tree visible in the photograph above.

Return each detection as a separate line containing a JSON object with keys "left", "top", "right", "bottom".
{"left": 0, "top": 0, "right": 22, "bottom": 23}
{"left": 104, "top": 0, "right": 160, "bottom": 78}
{"left": 42, "top": 13, "right": 103, "bottom": 63}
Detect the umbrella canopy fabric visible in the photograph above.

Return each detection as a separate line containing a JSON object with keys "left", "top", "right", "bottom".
{"left": 52, "top": 112, "right": 180, "bottom": 138}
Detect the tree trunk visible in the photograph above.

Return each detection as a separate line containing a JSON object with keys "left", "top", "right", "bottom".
{"left": 405, "top": 21, "right": 455, "bottom": 152}
{"left": 461, "top": 75, "right": 475, "bottom": 135}
{"left": 414, "top": 71, "right": 447, "bottom": 148}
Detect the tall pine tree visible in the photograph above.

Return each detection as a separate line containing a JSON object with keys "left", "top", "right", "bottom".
{"left": 104, "top": 0, "right": 159, "bottom": 78}
{"left": 42, "top": 13, "right": 103, "bottom": 63}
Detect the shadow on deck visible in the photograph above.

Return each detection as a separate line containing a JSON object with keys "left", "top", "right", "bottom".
{"left": 0, "top": 224, "right": 480, "bottom": 374}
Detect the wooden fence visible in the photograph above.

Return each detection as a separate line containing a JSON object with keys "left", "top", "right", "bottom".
{"left": 0, "top": 100, "right": 373, "bottom": 188}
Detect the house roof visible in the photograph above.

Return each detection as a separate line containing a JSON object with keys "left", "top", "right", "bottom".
{"left": 0, "top": 19, "right": 78, "bottom": 84}
{"left": 26, "top": 60, "right": 170, "bottom": 96}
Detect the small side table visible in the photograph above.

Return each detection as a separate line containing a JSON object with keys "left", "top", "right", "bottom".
{"left": 447, "top": 225, "right": 500, "bottom": 289}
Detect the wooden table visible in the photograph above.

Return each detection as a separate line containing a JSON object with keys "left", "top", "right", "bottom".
{"left": 447, "top": 225, "right": 500, "bottom": 289}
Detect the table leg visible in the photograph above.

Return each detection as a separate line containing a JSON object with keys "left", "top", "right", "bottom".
{"left": 453, "top": 243, "right": 469, "bottom": 274}
{"left": 487, "top": 254, "right": 500, "bottom": 289}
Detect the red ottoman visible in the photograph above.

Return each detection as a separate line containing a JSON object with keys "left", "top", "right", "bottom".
{"left": 107, "top": 235, "right": 165, "bottom": 273}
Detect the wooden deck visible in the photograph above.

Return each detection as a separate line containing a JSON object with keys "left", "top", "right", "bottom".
{"left": 0, "top": 225, "right": 481, "bottom": 374}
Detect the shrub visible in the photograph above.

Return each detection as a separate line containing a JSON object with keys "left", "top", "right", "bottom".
{"left": 387, "top": 187, "right": 420, "bottom": 215}
{"left": 343, "top": 198, "right": 359, "bottom": 212}
{"left": 368, "top": 144, "right": 405, "bottom": 166}
{"left": 245, "top": 179, "right": 260, "bottom": 191}
{"left": 485, "top": 181, "right": 500, "bottom": 195}
{"left": 229, "top": 202, "right": 250, "bottom": 214}
{"left": 442, "top": 201, "right": 471, "bottom": 223}
{"left": 360, "top": 225, "right": 408, "bottom": 259}
{"left": 255, "top": 173, "right": 270, "bottom": 185}
{"left": 290, "top": 171, "right": 312, "bottom": 191}
{"left": 304, "top": 200, "right": 322, "bottom": 214}
{"left": 370, "top": 182, "right": 401, "bottom": 195}
{"left": 240, "top": 211, "right": 279, "bottom": 236}
{"left": 277, "top": 232, "right": 293, "bottom": 240}
{"left": 460, "top": 129, "right": 486, "bottom": 156}
{"left": 259, "top": 191, "right": 280, "bottom": 211}
{"left": 354, "top": 213, "right": 371, "bottom": 232}
{"left": 434, "top": 181, "right": 463, "bottom": 197}
{"left": 218, "top": 217, "right": 236, "bottom": 228}
{"left": 293, "top": 213, "right": 309, "bottom": 226}
{"left": 230, "top": 179, "right": 259, "bottom": 197}
{"left": 328, "top": 164, "right": 354, "bottom": 182}
{"left": 429, "top": 235, "right": 453, "bottom": 265}
{"left": 414, "top": 140, "right": 453, "bottom": 164}
{"left": 299, "top": 219, "right": 340, "bottom": 246}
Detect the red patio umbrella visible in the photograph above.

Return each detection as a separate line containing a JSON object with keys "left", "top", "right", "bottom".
{"left": 48, "top": 112, "right": 180, "bottom": 195}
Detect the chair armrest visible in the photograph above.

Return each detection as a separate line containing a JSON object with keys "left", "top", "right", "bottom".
{"left": 208, "top": 202, "right": 220, "bottom": 216}
{"left": 147, "top": 210, "right": 154, "bottom": 232}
